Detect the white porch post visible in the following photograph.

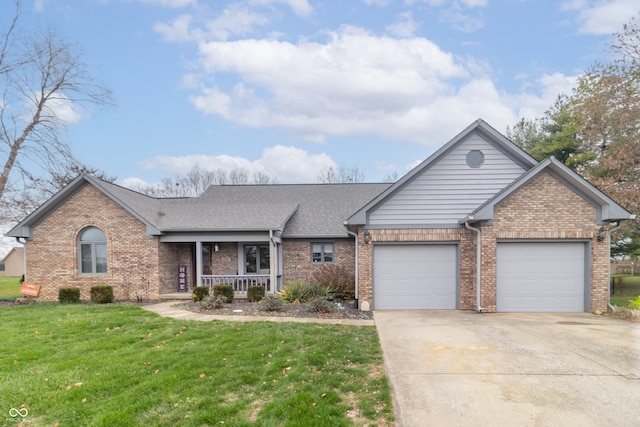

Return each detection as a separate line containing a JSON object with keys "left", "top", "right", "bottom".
{"left": 195, "top": 240, "right": 203, "bottom": 288}
{"left": 269, "top": 230, "right": 277, "bottom": 294}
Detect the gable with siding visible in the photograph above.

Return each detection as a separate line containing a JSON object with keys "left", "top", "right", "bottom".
{"left": 348, "top": 119, "right": 538, "bottom": 228}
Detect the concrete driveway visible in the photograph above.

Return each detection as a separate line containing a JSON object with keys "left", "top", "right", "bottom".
{"left": 374, "top": 311, "right": 640, "bottom": 427}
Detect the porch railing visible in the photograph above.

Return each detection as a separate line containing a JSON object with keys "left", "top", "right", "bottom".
{"left": 201, "top": 275, "right": 271, "bottom": 294}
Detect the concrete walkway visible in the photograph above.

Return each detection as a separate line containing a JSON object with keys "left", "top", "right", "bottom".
{"left": 141, "top": 300, "right": 375, "bottom": 326}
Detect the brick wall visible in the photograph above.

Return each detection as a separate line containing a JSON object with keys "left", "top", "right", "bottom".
{"left": 357, "top": 228, "right": 477, "bottom": 310}
{"left": 158, "top": 243, "right": 192, "bottom": 294}
{"left": 485, "top": 171, "right": 604, "bottom": 312}
{"left": 26, "top": 184, "right": 162, "bottom": 301}
{"left": 211, "top": 242, "right": 239, "bottom": 275}
{"left": 282, "top": 239, "right": 355, "bottom": 285}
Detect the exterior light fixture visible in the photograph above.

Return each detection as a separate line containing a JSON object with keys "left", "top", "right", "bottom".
{"left": 363, "top": 230, "right": 371, "bottom": 245}
{"left": 214, "top": 243, "right": 219, "bottom": 252}
{"left": 597, "top": 226, "right": 607, "bottom": 242}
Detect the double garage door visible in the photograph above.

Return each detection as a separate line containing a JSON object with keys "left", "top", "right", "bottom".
{"left": 372, "top": 242, "right": 587, "bottom": 312}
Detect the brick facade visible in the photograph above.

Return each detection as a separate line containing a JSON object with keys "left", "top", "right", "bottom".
{"left": 26, "top": 185, "right": 162, "bottom": 301}
{"left": 488, "top": 171, "right": 607, "bottom": 312}
{"left": 282, "top": 239, "right": 355, "bottom": 284}
{"left": 211, "top": 242, "right": 239, "bottom": 275}
{"left": 356, "top": 228, "right": 477, "bottom": 310}
{"left": 24, "top": 170, "right": 613, "bottom": 313}
{"left": 357, "top": 171, "right": 610, "bottom": 313}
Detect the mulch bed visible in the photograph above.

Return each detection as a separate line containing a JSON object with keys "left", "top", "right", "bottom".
{"left": 187, "top": 299, "right": 374, "bottom": 320}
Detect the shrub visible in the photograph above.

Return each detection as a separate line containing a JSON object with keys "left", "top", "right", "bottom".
{"left": 213, "top": 283, "right": 234, "bottom": 303}
{"left": 247, "top": 285, "right": 265, "bottom": 302}
{"left": 200, "top": 295, "right": 227, "bottom": 310}
{"left": 307, "top": 283, "right": 334, "bottom": 300}
{"left": 90, "top": 286, "right": 114, "bottom": 304}
{"left": 280, "top": 280, "right": 312, "bottom": 304}
{"left": 259, "top": 295, "right": 283, "bottom": 312}
{"left": 59, "top": 287, "right": 80, "bottom": 304}
{"left": 192, "top": 286, "right": 209, "bottom": 302}
{"left": 309, "top": 296, "right": 336, "bottom": 313}
{"left": 312, "top": 264, "right": 355, "bottom": 301}
{"left": 629, "top": 295, "right": 640, "bottom": 309}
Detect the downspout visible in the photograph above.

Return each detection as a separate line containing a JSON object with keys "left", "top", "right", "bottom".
{"left": 15, "top": 237, "right": 26, "bottom": 282}
{"left": 607, "top": 221, "right": 623, "bottom": 313}
{"left": 464, "top": 220, "right": 482, "bottom": 313}
{"left": 345, "top": 228, "right": 359, "bottom": 309}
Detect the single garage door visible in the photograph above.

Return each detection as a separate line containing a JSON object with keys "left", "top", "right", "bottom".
{"left": 373, "top": 244, "right": 457, "bottom": 309}
{"left": 497, "top": 242, "right": 586, "bottom": 312}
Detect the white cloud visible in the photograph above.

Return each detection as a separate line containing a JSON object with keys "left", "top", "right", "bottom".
{"left": 386, "top": 12, "right": 419, "bottom": 38}
{"left": 439, "top": 8, "right": 484, "bottom": 33}
{"left": 154, "top": 15, "right": 200, "bottom": 42}
{"left": 250, "top": 0, "right": 313, "bottom": 17}
{"left": 375, "top": 160, "right": 396, "bottom": 171}
{"left": 0, "top": 223, "right": 17, "bottom": 260}
{"left": 133, "top": 145, "right": 336, "bottom": 183}
{"left": 204, "top": 4, "right": 270, "bottom": 41}
{"left": 33, "top": 0, "right": 50, "bottom": 12}
{"left": 138, "top": 0, "right": 196, "bottom": 8}
{"left": 25, "top": 92, "right": 83, "bottom": 126}
{"left": 512, "top": 72, "right": 578, "bottom": 119}
{"left": 189, "top": 26, "right": 484, "bottom": 146}
{"left": 562, "top": 0, "right": 639, "bottom": 35}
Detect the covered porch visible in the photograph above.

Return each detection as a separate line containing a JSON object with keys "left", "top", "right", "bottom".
{"left": 159, "top": 230, "right": 285, "bottom": 297}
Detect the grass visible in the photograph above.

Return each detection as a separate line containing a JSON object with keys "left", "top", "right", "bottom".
{"left": 0, "top": 275, "right": 22, "bottom": 300}
{"left": 610, "top": 275, "right": 640, "bottom": 308}
{"left": 0, "top": 303, "right": 394, "bottom": 426}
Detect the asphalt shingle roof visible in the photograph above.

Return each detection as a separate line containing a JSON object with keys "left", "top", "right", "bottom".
{"left": 96, "top": 180, "right": 391, "bottom": 237}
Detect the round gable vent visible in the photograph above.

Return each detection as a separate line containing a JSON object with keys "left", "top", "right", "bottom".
{"left": 466, "top": 150, "right": 484, "bottom": 168}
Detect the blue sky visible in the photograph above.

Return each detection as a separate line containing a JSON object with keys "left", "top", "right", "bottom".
{"left": 9, "top": 0, "right": 640, "bottom": 187}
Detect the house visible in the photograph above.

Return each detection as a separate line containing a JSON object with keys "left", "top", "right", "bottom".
{"left": 2, "top": 247, "right": 25, "bottom": 277}
{"left": 6, "top": 119, "right": 633, "bottom": 312}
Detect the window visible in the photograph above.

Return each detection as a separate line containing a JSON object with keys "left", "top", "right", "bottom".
{"left": 466, "top": 149, "right": 484, "bottom": 168}
{"left": 245, "top": 245, "right": 270, "bottom": 274}
{"left": 311, "top": 243, "right": 334, "bottom": 263}
{"left": 78, "top": 227, "right": 107, "bottom": 274}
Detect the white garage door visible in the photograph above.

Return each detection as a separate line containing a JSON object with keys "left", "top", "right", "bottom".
{"left": 497, "top": 242, "right": 586, "bottom": 312}
{"left": 373, "top": 244, "right": 457, "bottom": 309}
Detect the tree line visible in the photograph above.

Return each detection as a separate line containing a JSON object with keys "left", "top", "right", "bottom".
{"left": 506, "top": 14, "right": 640, "bottom": 259}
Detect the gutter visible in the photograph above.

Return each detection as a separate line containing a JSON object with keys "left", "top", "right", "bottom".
{"left": 607, "top": 220, "right": 625, "bottom": 312}
{"left": 463, "top": 219, "right": 482, "bottom": 313}
{"left": 345, "top": 228, "right": 359, "bottom": 309}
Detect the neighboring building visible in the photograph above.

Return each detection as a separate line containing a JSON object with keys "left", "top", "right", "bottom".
{"left": 6, "top": 120, "right": 633, "bottom": 312}
{"left": 2, "top": 247, "right": 25, "bottom": 277}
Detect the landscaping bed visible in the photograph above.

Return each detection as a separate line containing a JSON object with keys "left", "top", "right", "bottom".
{"left": 188, "top": 298, "right": 374, "bottom": 320}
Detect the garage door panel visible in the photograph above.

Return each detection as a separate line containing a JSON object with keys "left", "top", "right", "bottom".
{"left": 373, "top": 244, "right": 457, "bottom": 310}
{"left": 497, "top": 242, "right": 586, "bottom": 312}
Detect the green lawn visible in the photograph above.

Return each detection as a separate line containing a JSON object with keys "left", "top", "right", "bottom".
{"left": 0, "top": 275, "right": 22, "bottom": 300}
{"left": 0, "top": 304, "right": 394, "bottom": 426}
{"left": 610, "top": 275, "right": 640, "bottom": 307}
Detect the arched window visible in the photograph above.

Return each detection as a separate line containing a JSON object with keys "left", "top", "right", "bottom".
{"left": 78, "top": 227, "right": 107, "bottom": 274}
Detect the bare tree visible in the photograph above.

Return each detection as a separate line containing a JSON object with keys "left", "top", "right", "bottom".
{"left": 316, "top": 165, "right": 366, "bottom": 183}
{"left": 0, "top": 161, "right": 115, "bottom": 221}
{"left": 0, "top": 1, "right": 113, "bottom": 206}
{"left": 129, "top": 165, "right": 276, "bottom": 197}
{"left": 252, "top": 171, "right": 276, "bottom": 184}
{"left": 382, "top": 171, "right": 399, "bottom": 183}
{"left": 228, "top": 168, "right": 249, "bottom": 185}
